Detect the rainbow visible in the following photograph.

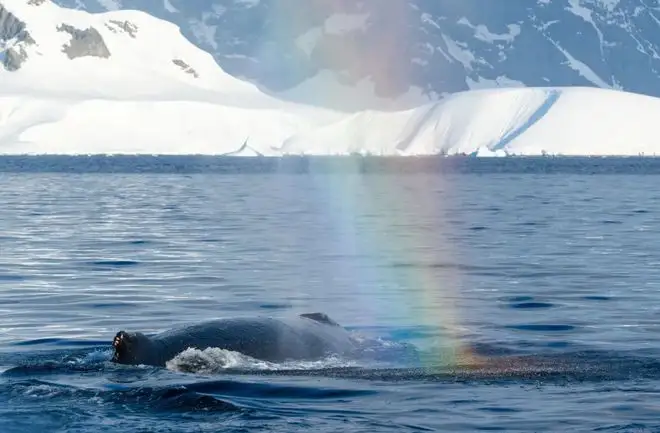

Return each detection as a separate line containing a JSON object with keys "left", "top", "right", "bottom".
{"left": 258, "top": 1, "right": 478, "bottom": 368}
{"left": 305, "top": 159, "right": 476, "bottom": 368}
{"left": 254, "top": 0, "right": 418, "bottom": 110}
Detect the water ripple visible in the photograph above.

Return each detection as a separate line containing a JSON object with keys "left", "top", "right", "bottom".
{"left": 1, "top": 161, "right": 660, "bottom": 432}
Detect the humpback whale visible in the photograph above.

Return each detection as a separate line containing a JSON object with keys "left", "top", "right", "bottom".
{"left": 111, "top": 313, "right": 357, "bottom": 367}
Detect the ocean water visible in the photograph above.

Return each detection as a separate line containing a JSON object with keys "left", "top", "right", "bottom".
{"left": 2, "top": 156, "right": 660, "bottom": 432}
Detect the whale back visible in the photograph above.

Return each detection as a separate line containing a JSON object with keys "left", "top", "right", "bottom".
{"left": 112, "top": 314, "right": 356, "bottom": 367}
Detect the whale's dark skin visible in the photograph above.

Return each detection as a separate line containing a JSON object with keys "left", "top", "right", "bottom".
{"left": 111, "top": 313, "right": 357, "bottom": 367}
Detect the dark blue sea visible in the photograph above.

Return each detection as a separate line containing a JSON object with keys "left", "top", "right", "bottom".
{"left": 3, "top": 155, "right": 660, "bottom": 432}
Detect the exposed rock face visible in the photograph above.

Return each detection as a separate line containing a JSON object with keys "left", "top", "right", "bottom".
{"left": 56, "top": 23, "right": 111, "bottom": 59}
{"left": 107, "top": 19, "right": 137, "bottom": 38}
{"left": 172, "top": 58, "right": 198, "bottom": 78}
{"left": 0, "top": 2, "right": 35, "bottom": 71}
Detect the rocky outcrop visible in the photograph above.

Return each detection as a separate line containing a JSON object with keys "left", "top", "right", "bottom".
{"left": 57, "top": 23, "right": 110, "bottom": 59}
{"left": 106, "top": 19, "right": 137, "bottom": 38}
{"left": 172, "top": 58, "right": 198, "bottom": 78}
{"left": 0, "top": 2, "right": 35, "bottom": 71}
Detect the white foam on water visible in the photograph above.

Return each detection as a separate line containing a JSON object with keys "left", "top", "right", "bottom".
{"left": 164, "top": 347, "right": 361, "bottom": 375}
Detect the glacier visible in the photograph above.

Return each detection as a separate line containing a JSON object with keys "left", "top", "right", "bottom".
{"left": 278, "top": 86, "right": 660, "bottom": 157}
{"left": 1, "top": 0, "right": 660, "bottom": 157}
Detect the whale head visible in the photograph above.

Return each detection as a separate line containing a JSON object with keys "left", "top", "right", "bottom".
{"left": 111, "top": 330, "right": 158, "bottom": 366}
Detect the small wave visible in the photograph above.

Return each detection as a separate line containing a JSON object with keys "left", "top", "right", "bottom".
{"left": 509, "top": 301, "right": 555, "bottom": 310}
{"left": 126, "top": 386, "right": 245, "bottom": 413}
{"left": 1, "top": 348, "right": 112, "bottom": 378}
{"left": 582, "top": 295, "right": 611, "bottom": 301}
{"left": 0, "top": 274, "right": 26, "bottom": 281}
{"left": 76, "top": 348, "right": 114, "bottom": 365}
{"left": 506, "top": 324, "right": 577, "bottom": 332}
{"left": 85, "top": 260, "right": 140, "bottom": 267}
{"left": 4, "top": 378, "right": 245, "bottom": 418}
{"left": 10, "top": 379, "right": 82, "bottom": 400}
{"left": 165, "top": 348, "right": 361, "bottom": 375}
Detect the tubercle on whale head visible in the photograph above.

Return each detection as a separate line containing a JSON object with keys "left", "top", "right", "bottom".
{"left": 112, "top": 330, "right": 153, "bottom": 365}
{"left": 111, "top": 330, "right": 131, "bottom": 363}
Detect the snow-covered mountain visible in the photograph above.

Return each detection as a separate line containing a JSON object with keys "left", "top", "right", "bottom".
{"left": 1, "top": 0, "right": 660, "bottom": 157}
{"left": 50, "top": 0, "right": 660, "bottom": 111}
{"left": 0, "top": 0, "right": 345, "bottom": 155}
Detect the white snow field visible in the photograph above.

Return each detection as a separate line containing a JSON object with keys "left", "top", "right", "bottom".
{"left": 1, "top": 0, "right": 660, "bottom": 156}
{"left": 279, "top": 86, "right": 660, "bottom": 157}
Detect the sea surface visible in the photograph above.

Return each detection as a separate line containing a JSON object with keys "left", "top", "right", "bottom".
{"left": 2, "top": 156, "right": 660, "bottom": 432}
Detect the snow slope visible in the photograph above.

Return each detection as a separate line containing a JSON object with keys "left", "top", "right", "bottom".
{"left": 279, "top": 87, "right": 660, "bottom": 157}
{"left": 4, "top": 85, "right": 660, "bottom": 157}
{"left": 271, "top": 70, "right": 433, "bottom": 112}
{"left": 1, "top": 1, "right": 660, "bottom": 157}
{"left": 0, "top": 0, "right": 343, "bottom": 155}
{"left": 0, "top": 96, "right": 325, "bottom": 155}
{"left": 1, "top": 0, "right": 258, "bottom": 98}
